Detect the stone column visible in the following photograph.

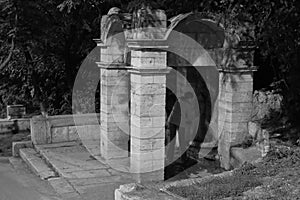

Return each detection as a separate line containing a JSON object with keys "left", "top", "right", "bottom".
{"left": 218, "top": 68, "right": 257, "bottom": 169}
{"left": 97, "top": 41, "right": 130, "bottom": 161}
{"left": 128, "top": 43, "right": 169, "bottom": 182}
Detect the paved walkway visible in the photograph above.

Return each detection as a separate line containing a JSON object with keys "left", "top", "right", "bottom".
{"left": 0, "top": 159, "right": 60, "bottom": 200}
{"left": 17, "top": 141, "right": 223, "bottom": 200}
{"left": 35, "top": 143, "right": 135, "bottom": 200}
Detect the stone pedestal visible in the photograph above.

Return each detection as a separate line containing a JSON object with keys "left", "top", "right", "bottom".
{"left": 128, "top": 42, "right": 169, "bottom": 182}
{"left": 218, "top": 68, "right": 256, "bottom": 169}
{"left": 30, "top": 116, "right": 51, "bottom": 145}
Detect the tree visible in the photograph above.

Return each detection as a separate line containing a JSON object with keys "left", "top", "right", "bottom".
{"left": 0, "top": 0, "right": 299, "bottom": 126}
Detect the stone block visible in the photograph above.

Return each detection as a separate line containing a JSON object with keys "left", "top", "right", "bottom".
{"left": 101, "top": 135, "right": 128, "bottom": 160}
{"left": 132, "top": 170, "right": 164, "bottom": 183}
{"left": 101, "top": 112, "right": 129, "bottom": 124}
{"left": 12, "top": 141, "right": 33, "bottom": 157}
{"left": 220, "top": 91, "right": 253, "bottom": 103}
{"left": 218, "top": 111, "right": 251, "bottom": 123}
{"left": 219, "top": 73, "right": 253, "bottom": 82}
{"left": 221, "top": 81, "right": 253, "bottom": 92}
{"left": 101, "top": 127, "right": 129, "bottom": 141}
{"left": 131, "top": 125, "right": 165, "bottom": 139}
{"left": 153, "top": 75, "right": 166, "bottom": 83}
{"left": 51, "top": 127, "right": 69, "bottom": 143}
{"left": 131, "top": 115, "right": 165, "bottom": 128}
{"left": 68, "top": 126, "right": 80, "bottom": 141}
{"left": 131, "top": 94, "right": 165, "bottom": 107}
{"left": 131, "top": 137, "right": 165, "bottom": 151}
{"left": 130, "top": 157, "right": 154, "bottom": 173}
{"left": 100, "top": 76, "right": 128, "bottom": 87}
{"left": 131, "top": 102, "right": 165, "bottom": 117}
{"left": 219, "top": 121, "right": 248, "bottom": 134}
{"left": 131, "top": 51, "right": 167, "bottom": 68}
{"left": 219, "top": 101, "right": 253, "bottom": 113}
{"left": 30, "top": 116, "right": 51, "bottom": 145}
{"left": 229, "top": 131, "right": 247, "bottom": 145}
{"left": 131, "top": 82, "right": 166, "bottom": 95}
{"left": 100, "top": 102, "right": 129, "bottom": 114}
{"left": 248, "top": 121, "right": 261, "bottom": 138}
{"left": 131, "top": 74, "right": 154, "bottom": 83}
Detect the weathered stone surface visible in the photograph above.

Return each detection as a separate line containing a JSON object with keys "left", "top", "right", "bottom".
{"left": 63, "top": 169, "right": 111, "bottom": 179}
{"left": 68, "top": 126, "right": 80, "bottom": 141}
{"left": 68, "top": 176, "right": 122, "bottom": 186}
{"left": 78, "top": 125, "right": 101, "bottom": 141}
{"left": 131, "top": 125, "right": 164, "bottom": 139}
{"left": 230, "top": 146, "right": 262, "bottom": 168}
{"left": 19, "top": 148, "right": 56, "bottom": 180}
{"left": 219, "top": 73, "right": 254, "bottom": 82}
{"left": 131, "top": 137, "right": 165, "bottom": 151}
{"left": 48, "top": 177, "right": 76, "bottom": 194}
{"left": 222, "top": 81, "right": 253, "bottom": 92}
{"left": 248, "top": 121, "right": 261, "bottom": 138}
{"left": 30, "top": 116, "right": 51, "bottom": 145}
{"left": 0, "top": 118, "right": 30, "bottom": 134}
{"left": 131, "top": 51, "right": 167, "bottom": 68}
{"left": 218, "top": 70, "right": 255, "bottom": 170}
{"left": 12, "top": 141, "right": 33, "bottom": 157}
{"left": 131, "top": 82, "right": 166, "bottom": 95}
{"left": 101, "top": 127, "right": 129, "bottom": 141}
{"left": 132, "top": 170, "right": 165, "bottom": 183}
{"left": 218, "top": 111, "right": 251, "bottom": 123}
{"left": 220, "top": 91, "right": 253, "bottom": 103}
{"left": 100, "top": 67, "right": 130, "bottom": 161}
{"left": 101, "top": 135, "right": 129, "bottom": 159}
{"left": 51, "top": 127, "right": 69, "bottom": 143}
{"left": 219, "top": 101, "right": 253, "bottom": 113}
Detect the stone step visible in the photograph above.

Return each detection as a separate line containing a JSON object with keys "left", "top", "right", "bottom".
{"left": 19, "top": 148, "right": 58, "bottom": 180}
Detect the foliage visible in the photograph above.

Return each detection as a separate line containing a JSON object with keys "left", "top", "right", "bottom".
{"left": 0, "top": 0, "right": 299, "bottom": 124}
{"left": 0, "top": 0, "right": 106, "bottom": 116}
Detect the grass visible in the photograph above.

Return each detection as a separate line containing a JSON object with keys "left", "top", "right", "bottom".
{"left": 168, "top": 173, "right": 262, "bottom": 200}
{"left": 167, "top": 144, "right": 300, "bottom": 200}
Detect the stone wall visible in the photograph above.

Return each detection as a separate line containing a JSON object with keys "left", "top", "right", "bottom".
{"left": 30, "top": 114, "right": 100, "bottom": 145}
{"left": 0, "top": 118, "right": 30, "bottom": 134}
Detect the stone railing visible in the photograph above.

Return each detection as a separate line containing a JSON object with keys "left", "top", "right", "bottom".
{"left": 0, "top": 118, "right": 30, "bottom": 134}
{"left": 30, "top": 114, "right": 100, "bottom": 145}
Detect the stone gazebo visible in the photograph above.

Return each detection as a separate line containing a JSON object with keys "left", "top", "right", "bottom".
{"left": 96, "top": 7, "right": 256, "bottom": 182}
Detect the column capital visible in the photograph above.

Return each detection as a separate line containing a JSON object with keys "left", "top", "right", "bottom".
{"left": 93, "top": 39, "right": 108, "bottom": 48}
{"left": 96, "top": 62, "right": 130, "bottom": 70}
{"left": 129, "top": 67, "right": 171, "bottom": 75}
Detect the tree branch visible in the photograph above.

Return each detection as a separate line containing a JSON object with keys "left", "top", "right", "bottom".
{"left": 0, "top": 37, "right": 14, "bottom": 70}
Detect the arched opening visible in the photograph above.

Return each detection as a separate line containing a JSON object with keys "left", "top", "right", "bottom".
{"left": 165, "top": 14, "right": 224, "bottom": 178}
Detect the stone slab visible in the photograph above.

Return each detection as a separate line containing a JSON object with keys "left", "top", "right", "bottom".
{"left": 63, "top": 169, "right": 111, "bottom": 179}
{"left": 19, "top": 148, "right": 57, "bottom": 180}
{"left": 68, "top": 176, "right": 122, "bottom": 186}
{"left": 48, "top": 177, "right": 77, "bottom": 194}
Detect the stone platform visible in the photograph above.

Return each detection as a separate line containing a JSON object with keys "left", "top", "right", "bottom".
{"left": 17, "top": 142, "right": 136, "bottom": 200}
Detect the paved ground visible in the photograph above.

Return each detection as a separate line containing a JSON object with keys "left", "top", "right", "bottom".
{"left": 0, "top": 158, "right": 61, "bottom": 200}
{"left": 13, "top": 142, "right": 223, "bottom": 200}
{"left": 35, "top": 143, "right": 136, "bottom": 200}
